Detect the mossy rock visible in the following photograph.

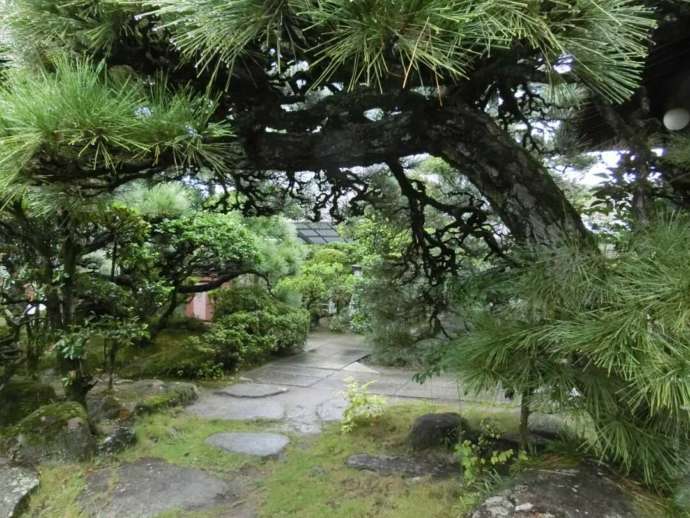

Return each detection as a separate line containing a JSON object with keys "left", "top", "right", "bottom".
{"left": 86, "top": 393, "right": 128, "bottom": 423}
{"left": 6, "top": 402, "right": 96, "bottom": 464}
{"left": 132, "top": 381, "right": 199, "bottom": 415}
{"left": 0, "top": 378, "right": 57, "bottom": 427}
{"left": 87, "top": 379, "right": 198, "bottom": 420}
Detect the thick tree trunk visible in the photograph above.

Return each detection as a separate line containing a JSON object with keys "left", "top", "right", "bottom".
{"left": 150, "top": 290, "right": 179, "bottom": 338}
{"left": 429, "top": 101, "right": 593, "bottom": 246}
{"left": 244, "top": 95, "right": 592, "bottom": 247}
{"left": 519, "top": 389, "right": 532, "bottom": 451}
{"left": 58, "top": 237, "right": 93, "bottom": 405}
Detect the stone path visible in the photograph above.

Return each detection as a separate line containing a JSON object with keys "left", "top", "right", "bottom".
{"left": 79, "top": 332, "right": 513, "bottom": 517}
{"left": 186, "top": 331, "right": 511, "bottom": 434}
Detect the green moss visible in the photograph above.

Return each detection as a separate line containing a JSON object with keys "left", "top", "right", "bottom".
{"left": 12, "top": 402, "right": 86, "bottom": 442}
{"left": 260, "top": 403, "right": 481, "bottom": 518}
{"left": 133, "top": 383, "right": 199, "bottom": 415}
{"left": 117, "top": 410, "right": 279, "bottom": 474}
{"left": 0, "top": 378, "right": 57, "bottom": 427}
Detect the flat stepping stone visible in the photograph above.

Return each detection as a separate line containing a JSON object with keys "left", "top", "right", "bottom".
{"left": 215, "top": 383, "right": 288, "bottom": 398}
{"left": 346, "top": 453, "right": 458, "bottom": 479}
{"left": 80, "top": 458, "right": 237, "bottom": 518}
{"left": 206, "top": 432, "right": 289, "bottom": 457}
{"left": 186, "top": 395, "right": 285, "bottom": 421}
{"left": 0, "top": 461, "right": 39, "bottom": 518}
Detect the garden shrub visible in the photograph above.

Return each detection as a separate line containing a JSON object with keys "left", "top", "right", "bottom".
{"left": 341, "top": 377, "right": 387, "bottom": 433}
{"left": 198, "top": 286, "right": 309, "bottom": 369}
{"left": 275, "top": 244, "right": 359, "bottom": 329}
{"left": 121, "top": 330, "right": 222, "bottom": 380}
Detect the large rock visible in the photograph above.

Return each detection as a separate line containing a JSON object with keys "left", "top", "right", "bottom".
{"left": 97, "top": 424, "right": 136, "bottom": 455}
{"left": 0, "top": 379, "right": 57, "bottom": 427}
{"left": 87, "top": 379, "right": 198, "bottom": 419}
{"left": 471, "top": 466, "right": 640, "bottom": 518}
{"left": 80, "top": 458, "right": 240, "bottom": 518}
{"left": 6, "top": 402, "right": 96, "bottom": 464}
{"left": 0, "top": 459, "right": 39, "bottom": 518}
{"left": 86, "top": 394, "right": 127, "bottom": 423}
{"left": 408, "top": 413, "right": 472, "bottom": 450}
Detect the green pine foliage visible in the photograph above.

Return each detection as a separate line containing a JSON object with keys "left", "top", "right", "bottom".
{"left": 0, "top": 57, "right": 232, "bottom": 191}
{"left": 2, "top": 0, "right": 138, "bottom": 57}
{"left": 138, "top": 0, "right": 654, "bottom": 101}
{"left": 447, "top": 218, "right": 690, "bottom": 487}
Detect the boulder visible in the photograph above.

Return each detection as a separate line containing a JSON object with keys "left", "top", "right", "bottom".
{"left": 86, "top": 394, "right": 127, "bottom": 423}
{"left": 471, "top": 465, "right": 640, "bottom": 518}
{"left": 6, "top": 402, "right": 96, "bottom": 464}
{"left": 0, "top": 459, "right": 39, "bottom": 518}
{"left": 97, "top": 424, "right": 136, "bottom": 455}
{"left": 0, "top": 379, "right": 57, "bottom": 427}
{"left": 80, "top": 458, "right": 239, "bottom": 518}
{"left": 408, "top": 413, "right": 472, "bottom": 450}
{"left": 87, "top": 379, "right": 198, "bottom": 418}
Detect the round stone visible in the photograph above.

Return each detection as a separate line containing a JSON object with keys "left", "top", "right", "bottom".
{"left": 215, "top": 383, "right": 288, "bottom": 398}
{"left": 206, "top": 432, "right": 289, "bottom": 457}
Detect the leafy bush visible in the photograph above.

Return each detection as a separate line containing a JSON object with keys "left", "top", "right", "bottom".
{"left": 122, "top": 330, "right": 222, "bottom": 380}
{"left": 276, "top": 244, "right": 359, "bottom": 329}
{"left": 212, "top": 285, "right": 277, "bottom": 315}
{"left": 198, "top": 286, "right": 309, "bottom": 369}
{"left": 448, "top": 218, "right": 690, "bottom": 488}
{"left": 454, "top": 419, "right": 523, "bottom": 486}
{"left": 341, "top": 377, "right": 387, "bottom": 433}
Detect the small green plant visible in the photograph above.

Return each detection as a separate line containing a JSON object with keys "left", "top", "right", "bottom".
{"left": 341, "top": 377, "right": 387, "bottom": 433}
{"left": 454, "top": 419, "right": 526, "bottom": 485}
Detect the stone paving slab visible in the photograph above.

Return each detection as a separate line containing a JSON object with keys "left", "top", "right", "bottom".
{"left": 245, "top": 365, "right": 335, "bottom": 387}
{"left": 206, "top": 432, "right": 289, "bottom": 457}
{"left": 186, "top": 395, "right": 285, "bottom": 421}
{"left": 80, "top": 458, "right": 238, "bottom": 518}
{"left": 272, "top": 347, "right": 370, "bottom": 371}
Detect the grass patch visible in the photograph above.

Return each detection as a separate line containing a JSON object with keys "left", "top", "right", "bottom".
{"left": 117, "top": 410, "right": 280, "bottom": 474}
{"left": 260, "top": 402, "right": 481, "bottom": 518}
{"left": 24, "top": 464, "right": 87, "bottom": 518}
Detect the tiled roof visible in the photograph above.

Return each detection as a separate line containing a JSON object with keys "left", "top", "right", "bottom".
{"left": 293, "top": 221, "right": 343, "bottom": 244}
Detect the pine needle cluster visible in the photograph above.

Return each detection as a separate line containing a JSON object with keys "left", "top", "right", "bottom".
{"left": 135, "top": 0, "right": 653, "bottom": 101}
{"left": 0, "top": 57, "right": 232, "bottom": 191}
{"left": 447, "top": 218, "right": 690, "bottom": 487}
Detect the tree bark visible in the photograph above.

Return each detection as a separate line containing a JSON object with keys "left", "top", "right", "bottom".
{"left": 429, "top": 100, "right": 593, "bottom": 246}
{"left": 241, "top": 96, "right": 592, "bottom": 247}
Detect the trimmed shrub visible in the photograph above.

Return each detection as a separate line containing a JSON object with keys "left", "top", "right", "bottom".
{"left": 195, "top": 286, "right": 309, "bottom": 369}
